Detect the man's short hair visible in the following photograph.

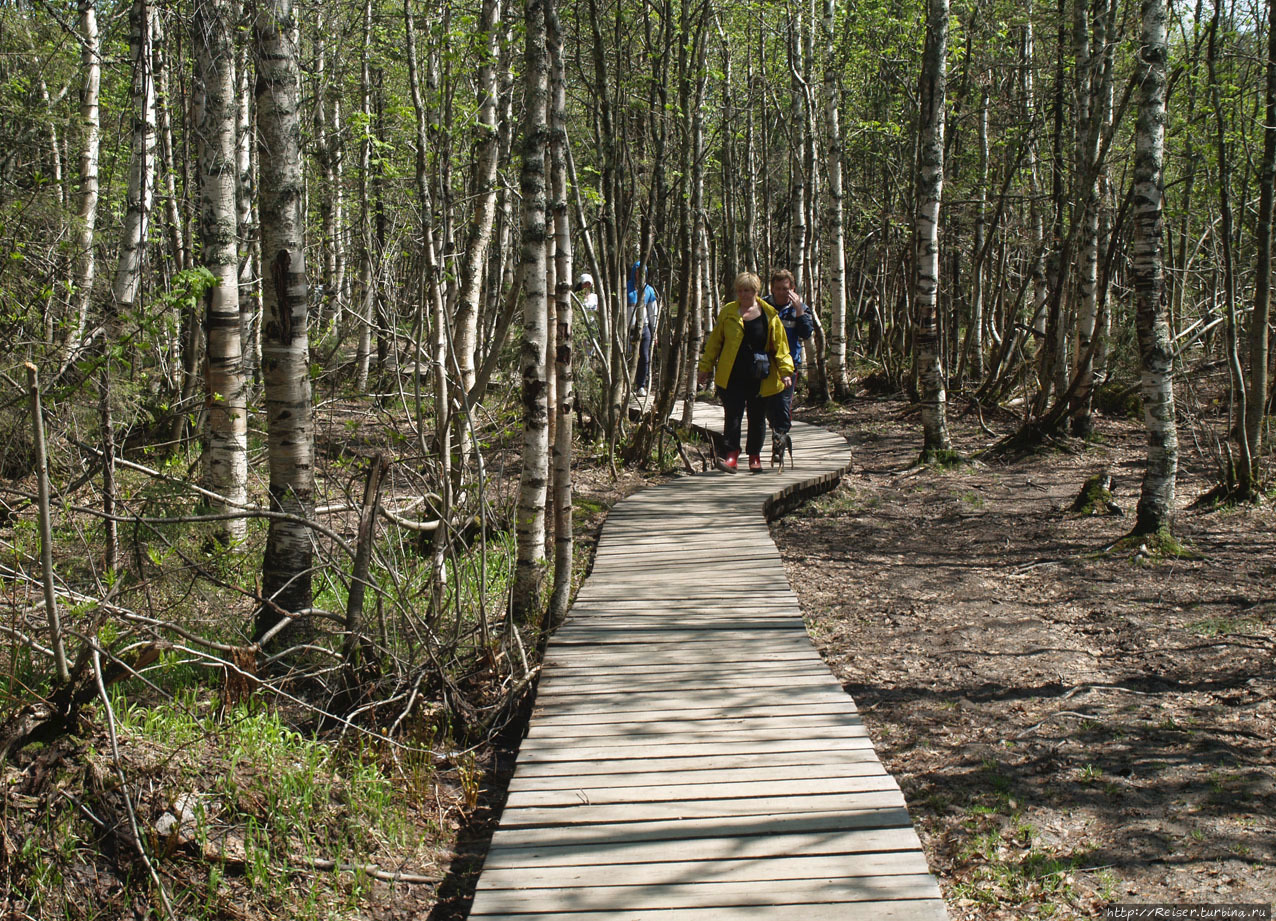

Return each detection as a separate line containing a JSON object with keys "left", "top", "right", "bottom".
{"left": 733, "top": 271, "right": 763, "bottom": 295}
{"left": 770, "top": 268, "right": 795, "bottom": 286}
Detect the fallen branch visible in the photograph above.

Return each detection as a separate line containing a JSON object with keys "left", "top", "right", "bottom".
{"left": 296, "top": 857, "right": 438, "bottom": 885}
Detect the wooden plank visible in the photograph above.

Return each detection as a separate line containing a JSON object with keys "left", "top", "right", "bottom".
{"left": 533, "top": 663, "right": 831, "bottom": 683}
{"left": 525, "top": 713, "right": 866, "bottom": 740}
{"left": 476, "top": 850, "right": 932, "bottom": 890}
{"left": 485, "top": 804, "right": 917, "bottom": 848}
{"left": 543, "top": 647, "right": 820, "bottom": 665}
{"left": 482, "top": 825, "right": 924, "bottom": 870}
{"left": 496, "top": 790, "right": 906, "bottom": 828}
{"left": 506, "top": 761, "right": 888, "bottom": 793}
{"left": 516, "top": 730, "right": 873, "bottom": 759}
{"left": 469, "top": 898, "right": 947, "bottom": 921}
{"left": 504, "top": 774, "right": 898, "bottom": 809}
{"left": 528, "top": 690, "right": 859, "bottom": 716}
{"left": 515, "top": 736, "right": 877, "bottom": 765}
{"left": 543, "top": 637, "right": 821, "bottom": 657}
{"left": 535, "top": 670, "right": 836, "bottom": 692}
{"left": 537, "top": 658, "right": 826, "bottom": 678}
{"left": 510, "top": 747, "right": 885, "bottom": 778}
{"left": 469, "top": 874, "right": 941, "bottom": 914}
{"left": 553, "top": 622, "right": 809, "bottom": 638}
{"left": 530, "top": 702, "right": 858, "bottom": 728}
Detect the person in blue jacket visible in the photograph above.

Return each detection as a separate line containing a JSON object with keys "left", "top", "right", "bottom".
{"left": 763, "top": 269, "right": 814, "bottom": 465}
{"left": 626, "top": 261, "right": 659, "bottom": 397}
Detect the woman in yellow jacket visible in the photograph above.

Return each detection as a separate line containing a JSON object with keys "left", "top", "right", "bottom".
{"left": 697, "top": 271, "right": 795, "bottom": 472}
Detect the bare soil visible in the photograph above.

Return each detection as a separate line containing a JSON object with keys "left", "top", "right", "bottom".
{"left": 772, "top": 396, "right": 1276, "bottom": 919}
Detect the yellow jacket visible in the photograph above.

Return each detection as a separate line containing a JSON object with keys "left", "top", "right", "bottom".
{"left": 698, "top": 299, "right": 795, "bottom": 397}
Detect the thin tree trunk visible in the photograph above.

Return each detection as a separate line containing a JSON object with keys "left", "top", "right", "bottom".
{"left": 103, "top": 0, "right": 157, "bottom": 569}
{"left": 1070, "top": 0, "right": 1105, "bottom": 437}
{"left": 197, "top": 0, "right": 249, "bottom": 545}
{"left": 26, "top": 364, "right": 71, "bottom": 684}
{"left": 1132, "top": 0, "right": 1178, "bottom": 535}
{"left": 547, "top": 0, "right": 572, "bottom": 625}
{"left": 455, "top": 0, "right": 503, "bottom": 398}
{"left": 960, "top": 89, "right": 988, "bottom": 387}
{"left": 511, "top": 0, "right": 550, "bottom": 624}
{"left": 155, "top": 13, "right": 185, "bottom": 276}
{"left": 1247, "top": 0, "right": 1276, "bottom": 480}
{"left": 353, "top": 0, "right": 375, "bottom": 391}
{"left": 914, "top": 0, "right": 952, "bottom": 456}
{"left": 404, "top": 0, "right": 453, "bottom": 622}
{"left": 236, "top": 37, "right": 260, "bottom": 383}
{"left": 823, "top": 0, "right": 849, "bottom": 399}
{"left": 1208, "top": 0, "right": 1252, "bottom": 494}
{"left": 63, "top": 0, "right": 101, "bottom": 371}
{"left": 254, "top": 0, "right": 316, "bottom": 642}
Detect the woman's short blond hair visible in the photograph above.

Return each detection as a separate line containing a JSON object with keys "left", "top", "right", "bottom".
{"left": 732, "top": 271, "right": 762, "bottom": 295}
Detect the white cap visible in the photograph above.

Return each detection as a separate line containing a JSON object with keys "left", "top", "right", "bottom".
{"left": 579, "top": 273, "right": 593, "bottom": 286}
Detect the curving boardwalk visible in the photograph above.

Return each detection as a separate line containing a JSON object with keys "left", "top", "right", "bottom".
{"left": 469, "top": 403, "right": 948, "bottom": 920}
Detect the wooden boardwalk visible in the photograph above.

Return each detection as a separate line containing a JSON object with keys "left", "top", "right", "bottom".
{"left": 469, "top": 403, "right": 948, "bottom": 920}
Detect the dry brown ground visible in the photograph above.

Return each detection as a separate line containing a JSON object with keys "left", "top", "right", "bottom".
{"left": 773, "top": 396, "right": 1275, "bottom": 919}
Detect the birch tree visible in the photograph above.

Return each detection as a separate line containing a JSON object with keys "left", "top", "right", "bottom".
{"left": 1132, "top": 0, "right": 1178, "bottom": 535}
{"left": 62, "top": 0, "right": 100, "bottom": 370}
{"left": 254, "top": 0, "right": 316, "bottom": 641}
{"left": 823, "top": 0, "right": 849, "bottom": 399}
{"left": 455, "top": 0, "right": 503, "bottom": 397}
{"left": 1248, "top": 0, "right": 1276, "bottom": 487}
{"left": 547, "top": 0, "right": 573, "bottom": 625}
{"left": 102, "top": 0, "right": 157, "bottom": 569}
{"left": 512, "top": 0, "right": 550, "bottom": 624}
{"left": 196, "top": 0, "right": 249, "bottom": 544}
{"left": 914, "top": 0, "right": 952, "bottom": 457}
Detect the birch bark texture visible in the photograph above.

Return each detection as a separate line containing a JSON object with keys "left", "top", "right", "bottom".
{"left": 254, "top": 0, "right": 316, "bottom": 640}
{"left": 195, "top": 0, "right": 249, "bottom": 545}
{"left": 547, "top": 0, "right": 573, "bottom": 626}
{"left": 63, "top": 0, "right": 100, "bottom": 370}
{"left": 103, "top": 0, "right": 157, "bottom": 570}
{"left": 913, "top": 0, "right": 952, "bottom": 455}
{"left": 1132, "top": 0, "right": 1178, "bottom": 535}
{"left": 822, "top": 0, "right": 849, "bottom": 400}
{"left": 456, "top": 0, "right": 503, "bottom": 397}
{"left": 512, "top": 0, "right": 550, "bottom": 624}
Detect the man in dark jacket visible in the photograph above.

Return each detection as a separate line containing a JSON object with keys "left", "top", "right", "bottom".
{"left": 763, "top": 269, "right": 813, "bottom": 464}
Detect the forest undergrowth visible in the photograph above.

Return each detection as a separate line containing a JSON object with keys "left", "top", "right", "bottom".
{"left": 0, "top": 365, "right": 687, "bottom": 921}
{"left": 776, "top": 391, "right": 1275, "bottom": 920}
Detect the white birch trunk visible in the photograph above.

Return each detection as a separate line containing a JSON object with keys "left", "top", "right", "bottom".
{"left": 822, "top": 0, "right": 849, "bottom": 399}
{"left": 1132, "top": 0, "right": 1178, "bottom": 535}
{"left": 456, "top": 0, "right": 503, "bottom": 396}
{"left": 512, "top": 0, "right": 550, "bottom": 624}
{"left": 196, "top": 0, "right": 249, "bottom": 545}
{"left": 913, "top": 0, "right": 952, "bottom": 455}
{"left": 254, "top": 0, "right": 316, "bottom": 639}
{"left": 112, "top": 0, "right": 156, "bottom": 316}
{"left": 236, "top": 39, "right": 260, "bottom": 381}
{"left": 102, "top": 0, "right": 157, "bottom": 570}
{"left": 155, "top": 13, "right": 186, "bottom": 276}
{"left": 547, "top": 0, "right": 572, "bottom": 625}
{"left": 63, "top": 0, "right": 100, "bottom": 370}
{"left": 353, "top": 0, "right": 375, "bottom": 392}
{"left": 1070, "top": 0, "right": 1104, "bottom": 437}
